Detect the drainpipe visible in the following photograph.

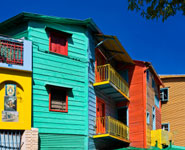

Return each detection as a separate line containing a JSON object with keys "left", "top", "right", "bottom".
{"left": 155, "top": 140, "right": 158, "bottom": 148}
{"left": 169, "top": 140, "right": 172, "bottom": 148}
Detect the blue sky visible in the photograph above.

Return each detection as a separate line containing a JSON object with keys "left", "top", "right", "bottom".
{"left": 0, "top": 0, "right": 184, "bottom": 75}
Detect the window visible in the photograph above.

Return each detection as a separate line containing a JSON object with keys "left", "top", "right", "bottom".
{"left": 160, "top": 88, "right": 169, "bottom": 102}
{"left": 162, "top": 123, "right": 170, "bottom": 131}
{"left": 49, "top": 31, "right": 68, "bottom": 56}
{"left": 49, "top": 87, "right": 68, "bottom": 112}
{"left": 155, "top": 95, "right": 160, "bottom": 108}
{"left": 152, "top": 78, "right": 155, "bottom": 88}
{"left": 152, "top": 107, "right": 156, "bottom": 130}
{"left": 147, "top": 111, "right": 150, "bottom": 124}
{"left": 147, "top": 70, "right": 150, "bottom": 82}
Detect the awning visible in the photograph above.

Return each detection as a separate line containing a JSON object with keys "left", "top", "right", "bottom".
{"left": 45, "top": 25, "right": 72, "bottom": 37}
{"left": 45, "top": 82, "right": 73, "bottom": 89}
{"left": 95, "top": 34, "right": 134, "bottom": 64}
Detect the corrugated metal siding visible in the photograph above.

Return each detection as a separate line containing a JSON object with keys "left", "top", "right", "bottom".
{"left": 39, "top": 133, "right": 87, "bottom": 150}
{"left": 87, "top": 31, "right": 96, "bottom": 150}
{"left": 161, "top": 77, "right": 185, "bottom": 146}
{"left": 128, "top": 63, "right": 146, "bottom": 148}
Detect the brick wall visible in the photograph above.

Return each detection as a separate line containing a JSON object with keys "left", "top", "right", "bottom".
{"left": 21, "top": 128, "right": 38, "bottom": 150}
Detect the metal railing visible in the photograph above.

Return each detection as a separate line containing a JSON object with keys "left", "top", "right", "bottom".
{"left": 0, "top": 37, "right": 23, "bottom": 65}
{"left": 95, "top": 116, "right": 129, "bottom": 141}
{"left": 151, "top": 129, "right": 173, "bottom": 148}
{"left": 0, "top": 130, "right": 22, "bottom": 150}
{"left": 161, "top": 129, "right": 173, "bottom": 145}
{"left": 95, "top": 64, "right": 129, "bottom": 97}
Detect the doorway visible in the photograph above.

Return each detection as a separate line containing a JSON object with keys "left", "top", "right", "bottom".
{"left": 96, "top": 97, "right": 105, "bottom": 134}
{"left": 117, "top": 107, "right": 128, "bottom": 125}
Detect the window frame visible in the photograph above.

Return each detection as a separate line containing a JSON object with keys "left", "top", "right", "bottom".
{"left": 160, "top": 88, "right": 169, "bottom": 102}
{"left": 146, "top": 70, "right": 150, "bottom": 82}
{"left": 49, "top": 31, "right": 68, "bottom": 56}
{"left": 146, "top": 111, "right": 150, "bottom": 124}
{"left": 162, "top": 123, "right": 170, "bottom": 131}
{"left": 155, "top": 95, "right": 160, "bottom": 108}
{"left": 49, "top": 87, "right": 68, "bottom": 113}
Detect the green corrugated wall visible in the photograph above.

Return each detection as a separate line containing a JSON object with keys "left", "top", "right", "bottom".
{"left": 39, "top": 134, "right": 88, "bottom": 150}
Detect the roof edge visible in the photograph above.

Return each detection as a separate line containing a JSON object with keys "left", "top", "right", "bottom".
{"left": 0, "top": 12, "right": 102, "bottom": 34}
{"left": 160, "top": 75, "right": 185, "bottom": 79}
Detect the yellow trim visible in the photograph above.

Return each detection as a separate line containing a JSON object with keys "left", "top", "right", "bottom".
{"left": 160, "top": 75, "right": 185, "bottom": 79}
{"left": 93, "top": 134, "right": 110, "bottom": 138}
{"left": 109, "top": 82, "right": 130, "bottom": 101}
{"left": 0, "top": 66, "right": 32, "bottom": 73}
{"left": 93, "top": 134, "right": 130, "bottom": 143}
{"left": 109, "top": 134, "right": 130, "bottom": 143}
{"left": 93, "top": 81, "right": 110, "bottom": 86}
{"left": 94, "top": 64, "right": 130, "bottom": 100}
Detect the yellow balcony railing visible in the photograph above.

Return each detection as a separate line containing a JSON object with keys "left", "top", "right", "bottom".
{"left": 151, "top": 129, "right": 173, "bottom": 149}
{"left": 95, "top": 64, "right": 129, "bottom": 97}
{"left": 95, "top": 116, "right": 129, "bottom": 142}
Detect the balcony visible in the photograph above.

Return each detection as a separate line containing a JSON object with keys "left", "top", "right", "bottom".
{"left": 0, "top": 36, "right": 32, "bottom": 72}
{"left": 93, "top": 116, "right": 129, "bottom": 143}
{"left": 93, "top": 64, "right": 129, "bottom": 101}
{"left": 0, "top": 38, "right": 23, "bottom": 65}
{"left": 151, "top": 129, "right": 173, "bottom": 149}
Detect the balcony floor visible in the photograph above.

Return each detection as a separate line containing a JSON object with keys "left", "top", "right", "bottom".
{"left": 93, "top": 81, "right": 129, "bottom": 101}
{"left": 93, "top": 134, "right": 130, "bottom": 149}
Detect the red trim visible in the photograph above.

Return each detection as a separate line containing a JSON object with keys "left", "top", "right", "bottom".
{"left": 0, "top": 40, "right": 23, "bottom": 65}
{"left": 96, "top": 97, "right": 106, "bottom": 134}
{"left": 49, "top": 31, "right": 68, "bottom": 56}
{"left": 49, "top": 87, "right": 68, "bottom": 113}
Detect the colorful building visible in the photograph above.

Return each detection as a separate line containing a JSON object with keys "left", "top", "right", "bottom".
{"left": 0, "top": 12, "right": 103, "bottom": 150}
{"left": 0, "top": 35, "right": 33, "bottom": 149}
{"left": 125, "top": 60, "right": 172, "bottom": 149}
{"left": 89, "top": 35, "right": 134, "bottom": 149}
{"left": 160, "top": 75, "right": 185, "bottom": 147}
{"left": 0, "top": 12, "right": 174, "bottom": 150}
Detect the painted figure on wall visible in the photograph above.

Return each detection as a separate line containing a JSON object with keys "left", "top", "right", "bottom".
{"left": 4, "top": 96, "right": 17, "bottom": 111}
{"left": 2, "top": 84, "right": 18, "bottom": 122}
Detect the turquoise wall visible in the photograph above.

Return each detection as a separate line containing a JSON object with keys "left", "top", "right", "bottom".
{"left": 39, "top": 134, "right": 88, "bottom": 150}
{"left": 27, "top": 20, "right": 89, "bottom": 149}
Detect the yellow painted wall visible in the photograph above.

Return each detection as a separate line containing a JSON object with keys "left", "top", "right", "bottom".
{"left": 0, "top": 68, "right": 32, "bottom": 130}
{"left": 151, "top": 129, "right": 172, "bottom": 149}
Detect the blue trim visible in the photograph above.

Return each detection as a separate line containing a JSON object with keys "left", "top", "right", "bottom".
{"left": 146, "top": 111, "right": 150, "bottom": 124}
{"left": 146, "top": 70, "right": 150, "bottom": 82}
{"left": 0, "top": 40, "right": 32, "bottom": 72}
{"left": 155, "top": 95, "right": 160, "bottom": 108}
{"left": 127, "top": 107, "right": 129, "bottom": 126}
{"left": 160, "top": 87, "right": 169, "bottom": 102}
{"left": 162, "top": 123, "right": 170, "bottom": 131}
{"left": 152, "top": 106, "right": 156, "bottom": 130}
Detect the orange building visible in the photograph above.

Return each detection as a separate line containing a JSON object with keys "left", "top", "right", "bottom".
{"left": 160, "top": 75, "right": 185, "bottom": 147}
{"left": 124, "top": 60, "right": 171, "bottom": 148}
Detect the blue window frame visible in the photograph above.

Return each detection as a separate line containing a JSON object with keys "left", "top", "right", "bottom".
{"left": 155, "top": 95, "right": 160, "bottom": 108}
{"left": 152, "top": 107, "right": 156, "bottom": 130}
{"left": 162, "top": 123, "right": 170, "bottom": 131}
{"left": 147, "top": 70, "right": 150, "bottom": 82}
{"left": 152, "top": 78, "right": 155, "bottom": 88}
{"left": 147, "top": 111, "right": 150, "bottom": 124}
{"left": 160, "top": 88, "right": 169, "bottom": 102}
